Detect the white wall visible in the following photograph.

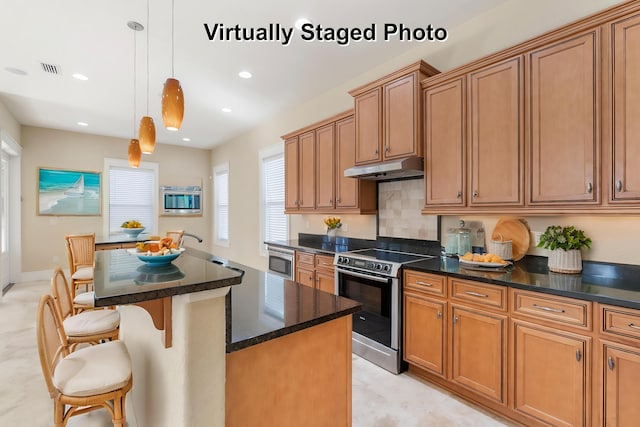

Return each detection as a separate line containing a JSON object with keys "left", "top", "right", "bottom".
{"left": 210, "top": 0, "right": 638, "bottom": 269}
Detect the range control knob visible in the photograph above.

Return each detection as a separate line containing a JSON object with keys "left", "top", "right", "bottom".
{"left": 382, "top": 264, "right": 391, "bottom": 272}
{"left": 375, "top": 263, "right": 383, "bottom": 271}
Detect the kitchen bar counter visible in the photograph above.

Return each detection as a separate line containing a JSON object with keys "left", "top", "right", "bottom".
{"left": 94, "top": 233, "right": 153, "bottom": 250}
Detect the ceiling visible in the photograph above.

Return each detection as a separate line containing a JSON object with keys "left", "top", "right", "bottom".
{"left": 0, "top": 0, "right": 508, "bottom": 149}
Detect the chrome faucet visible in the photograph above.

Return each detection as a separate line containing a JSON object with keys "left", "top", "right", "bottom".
{"left": 183, "top": 232, "right": 203, "bottom": 243}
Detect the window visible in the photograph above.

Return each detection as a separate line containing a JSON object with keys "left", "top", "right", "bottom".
{"left": 260, "top": 145, "right": 287, "bottom": 255}
{"left": 213, "top": 163, "right": 229, "bottom": 246}
{"left": 104, "top": 158, "right": 158, "bottom": 234}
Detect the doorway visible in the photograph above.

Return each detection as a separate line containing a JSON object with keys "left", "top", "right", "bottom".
{"left": 1, "top": 132, "right": 21, "bottom": 292}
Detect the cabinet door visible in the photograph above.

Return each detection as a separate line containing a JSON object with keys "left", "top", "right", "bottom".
{"left": 354, "top": 87, "right": 382, "bottom": 164}
{"left": 610, "top": 13, "right": 640, "bottom": 202}
{"left": 384, "top": 73, "right": 420, "bottom": 160}
{"left": 298, "top": 131, "right": 316, "bottom": 209}
{"left": 529, "top": 31, "right": 599, "bottom": 205}
{"left": 316, "top": 270, "right": 335, "bottom": 295}
{"left": 513, "top": 322, "right": 589, "bottom": 427}
{"left": 450, "top": 305, "right": 506, "bottom": 402}
{"left": 603, "top": 343, "right": 640, "bottom": 427}
{"left": 404, "top": 293, "right": 446, "bottom": 377}
{"left": 424, "top": 78, "right": 466, "bottom": 206}
{"left": 315, "top": 123, "right": 335, "bottom": 209}
{"left": 469, "top": 57, "right": 524, "bottom": 206}
{"left": 284, "top": 136, "right": 299, "bottom": 210}
{"left": 335, "top": 116, "right": 358, "bottom": 209}
{"left": 295, "top": 266, "right": 315, "bottom": 288}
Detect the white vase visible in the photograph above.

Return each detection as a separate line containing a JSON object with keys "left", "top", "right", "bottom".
{"left": 548, "top": 249, "right": 582, "bottom": 274}
{"left": 327, "top": 228, "right": 337, "bottom": 237}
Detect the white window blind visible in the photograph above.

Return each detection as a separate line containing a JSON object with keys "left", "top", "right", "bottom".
{"left": 108, "top": 166, "right": 156, "bottom": 233}
{"left": 261, "top": 150, "right": 287, "bottom": 247}
{"left": 214, "top": 164, "right": 229, "bottom": 244}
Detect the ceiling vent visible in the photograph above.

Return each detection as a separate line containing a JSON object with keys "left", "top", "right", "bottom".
{"left": 40, "top": 62, "right": 61, "bottom": 75}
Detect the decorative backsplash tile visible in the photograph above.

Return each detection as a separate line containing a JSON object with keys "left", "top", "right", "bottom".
{"left": 378, "top": 179, "right": 438, "bottom": 240}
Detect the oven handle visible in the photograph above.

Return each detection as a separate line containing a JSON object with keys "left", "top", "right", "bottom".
{"left": 335, "top": 267, "right": 391, "bottom": 283}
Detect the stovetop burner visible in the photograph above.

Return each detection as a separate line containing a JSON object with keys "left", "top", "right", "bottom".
{"left": 346, "top": 248, "right": 432, "bottom": 263}
{"left": 334, "top": 248, "right": 433, "bottom": 278}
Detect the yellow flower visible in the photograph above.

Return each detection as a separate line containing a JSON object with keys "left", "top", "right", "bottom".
{"left": 324, "top": 216, "right": 342, "bottom": 229}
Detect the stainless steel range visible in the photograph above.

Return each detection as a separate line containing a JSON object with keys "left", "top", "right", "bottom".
{"left": 334, "top": 248, "right": 433, "bottom": 374}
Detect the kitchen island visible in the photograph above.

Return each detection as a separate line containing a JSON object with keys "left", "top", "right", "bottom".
{"left": 93, "top": 247, "right": 360, "bottom": 427}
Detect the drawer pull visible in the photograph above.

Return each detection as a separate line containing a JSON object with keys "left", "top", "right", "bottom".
{"left": 465, "top": 291, "right": 488, "bottom": 298}
{"left": 532, "top": 304, "right": 565, "bottom": 313}
{"left": 576, "top": 349, "right": 582, "bottom": 362}
{"left": 453, "top": 315, "right": 459, "bottom": 325}
{"left": 416, "top": 280, "right": 433, "bottom": 287}
{"left": 437, "top": 311, "right": 442, "bottom": 320}
{"left": 586, "top": 182, "right": 593, "bottom": 194}
{"left": 608, "top": 356, "right": 615, "bottom": 371}
{"left": 616, "top": 180, "right": 623, "bottom": 192}
{"left": 628, "top": 323, "right": 640, "bottom": 330}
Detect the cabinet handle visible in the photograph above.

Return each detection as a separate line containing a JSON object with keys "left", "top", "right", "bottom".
{"left": 616, "top": 180, "right": 623, "bottom": 192}
{"left": 329, "top": 199, "right": 333, "bottom": 204}
{"left": 586, "top": 182, "right": 593, "bottom": 194}
{"left": 416, "top": 280, "right": 433, "bottom": 287}
{"left": 453, "top": 315, "right": 459, "bottom": 324}
{"left": 336, "top": 198, "right": 341, "bottom": 204}
{"left": 437, "top": 311, "right": 442, "bottom": 319}
{"left": 456, "top": 191, "right": 462, "bottom": 199}
{"left": 385, "top": 145, "right": 389, "bottom": 153}
{"left": 627, "top": 323, "right": 640, "bottom": 330}
{"left": 608, "top": 356, "right": 615, "bottom": 371}
{"left": 576, "top": 349, "right": 582, "bottom": 362}
{"left": 465, "top": 291, "right": 488, "bottom": 298}
{"left": 472, "top": 190, "right": 478, "bottom": 198}
{"left": 532, "top": 304, "right": 565, "bottom": 313}
{"left": 375, "top": 149, "right": 379, "bottom": 154}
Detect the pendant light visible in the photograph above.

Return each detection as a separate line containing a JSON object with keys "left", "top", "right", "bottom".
{"left": 128, "top": 21, "right": 143, "bottom": 168}
{"left": 139, "top": 0, "right": 156, "bottom": 154}
{"left": 162, "top": 0, "right": 184, "bottom": 131}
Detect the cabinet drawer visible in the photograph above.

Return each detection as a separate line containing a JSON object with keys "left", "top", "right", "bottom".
{"left": 449, "top": 278, "right": 506, "bottom": 311}
{"left": 601, "top": 305, "right": 640, "bottom": 342}
{"left": 296, "top": 251, "right": 315, "bottom": 266}
{"left": 511, "top": 289, "right": 591, "bottom": 331}
{"left": 404, "top": 271, "right": 446, "bottom": 297}
{"left": 315, "top": 254, "right": 335, "bottom": 271}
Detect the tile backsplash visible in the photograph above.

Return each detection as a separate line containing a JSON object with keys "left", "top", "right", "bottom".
{"left": 378, "top": 178, "right": 438, "bottom": 240}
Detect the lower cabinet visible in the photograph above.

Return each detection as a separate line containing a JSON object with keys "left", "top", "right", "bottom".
{"left": 601, "top": 342, "right": 640, "bottom": 427}
{"left": 512, "top": 321, "right": 590, "bottom": 427}
{"left": 404, "top": 293, "right": 446, "bottom": 376}
{"left": 295, "top": 251, "right": 335, "bottom": 294}
{"left": 451, "top": 304, "right": 507, "bottom": 403}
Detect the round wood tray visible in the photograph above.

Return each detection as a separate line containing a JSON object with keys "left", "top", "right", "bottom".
{"left": 491, "top": 217, "right": 530, "bottom": 261}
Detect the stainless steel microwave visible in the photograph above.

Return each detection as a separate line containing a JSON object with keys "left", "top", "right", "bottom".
{"left": 161, "top": 186, "right": 202, "bottom": 216}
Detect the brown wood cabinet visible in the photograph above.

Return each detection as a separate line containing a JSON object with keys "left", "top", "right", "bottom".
{"left": 350, "top": 60, "right": 439, "bottom": 165}
{"left": 607, "top": 12, "right": 640, "bottom": 203}
{"left": 282, "top": 111, "right": 376, "bottom": 214}
{"left": 295, "top": 251, "right": 335, "bottom": 295}
{"left": 528, "top": 30, "right": 600, "bottom": 206}
{"left": 601, "top": 342, "right": 640, "bottom": 427}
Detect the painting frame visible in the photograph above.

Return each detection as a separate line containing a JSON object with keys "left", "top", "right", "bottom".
{"left": 37, "top": 167, "right": 102, "bottom": 216}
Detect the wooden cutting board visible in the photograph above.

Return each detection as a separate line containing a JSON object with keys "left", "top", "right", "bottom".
{"left": 491, "top": 217, "right": 530, "bottom": 261}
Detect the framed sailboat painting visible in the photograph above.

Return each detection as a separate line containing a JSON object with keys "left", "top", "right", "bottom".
{"left": 37, "top": 167, "right": 101, "bottom": 215}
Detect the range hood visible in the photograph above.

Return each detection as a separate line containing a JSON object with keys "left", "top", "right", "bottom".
{"left": 344, "top": 156, "right": 424, "bottom": 181}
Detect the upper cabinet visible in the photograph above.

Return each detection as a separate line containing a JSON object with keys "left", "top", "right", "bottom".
{"left": 528, "top": 31, "right": 599, "bottom": 206}
{"left": 350, "top": 60, "right": 439, "bottom": 165}
{"left": 607, "top": 12, "right": 640, "bottom": 203}
{"left": 422, "top": 0, "right": 640, "bottom": 214}
{"left": 282, "top": 111, "right": 376, "bottom": 215}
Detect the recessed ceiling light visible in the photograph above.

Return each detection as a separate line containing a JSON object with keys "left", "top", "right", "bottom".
{"left": 5, "top": 67, "right": 27, "bottom": 76}
{"left": 222, "top": 107, "right": 232, "bottom": 113}
{"left": 238, "top": 70, "right": 252, "bottom": 79}
{"left": 295, "top": 18, "right": 311, "bottom": 30}
{"left": 77, "top": 122, "right": 88, "bottom": 127}
{"left": 72, "top": 73, "right": 88, "bottom": 81}
{"left": 182, "top": 137, "right": 191, "bottom": 142}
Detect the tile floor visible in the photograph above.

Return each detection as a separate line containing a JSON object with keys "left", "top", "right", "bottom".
{"left": 0, "top": 280, "right": 516, "bottom": 426}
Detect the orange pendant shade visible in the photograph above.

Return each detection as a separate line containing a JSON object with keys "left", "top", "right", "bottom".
{"left": 162, "top": 77, "right": 184, "bottom": 131}
{"left": 128, "top": 138, "right": 142, "bottom": 168}
{"left": 139, "top": 116, "right": 156, "bottom": 154}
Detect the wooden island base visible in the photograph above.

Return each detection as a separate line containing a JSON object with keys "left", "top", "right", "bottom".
{"left": 226, "top": 316, "right": 353, "bottom": 427}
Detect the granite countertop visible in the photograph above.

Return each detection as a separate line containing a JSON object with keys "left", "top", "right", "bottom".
{"left": 407, "top": 255, "right": 640, "bottom": 310}
{"left": 223, "top": 258, "right": 361, "bottom": 352}
{"left": 93, "top": 247, "right": 244, "bottom": 306}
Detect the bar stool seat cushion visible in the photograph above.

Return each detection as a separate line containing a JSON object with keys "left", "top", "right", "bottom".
{"left": 63, "top": 310, "right": 120, "bottom": 337}
{"left": 71, "top": 266, "right": 93, "bottom": 280}
{"left": 73, "top": 291, "right": 95, "bottom": 307}
{"left": 53, "top": 340, "right": 132, "bottom": 397}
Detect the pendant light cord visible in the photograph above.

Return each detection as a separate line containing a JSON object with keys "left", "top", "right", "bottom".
{"left": 133, "top": 29, "right": 137, "bottom": 136}
{"left": 171, "top": 0, "right": 175, "bottom": 77}
{"left": 146, "top": 0, "right": 150, "bottom": 114}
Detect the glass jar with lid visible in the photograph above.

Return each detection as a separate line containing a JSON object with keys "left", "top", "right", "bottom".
{"left": 457, "top": 221, "right": 472, "bottom": 256}
{"left": 444, "top": 228, "right": 458, "bottom": 255}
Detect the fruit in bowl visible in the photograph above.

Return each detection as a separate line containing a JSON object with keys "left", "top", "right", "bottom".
{"left": 121, "top": 220, "right": 145, "bottom": 236}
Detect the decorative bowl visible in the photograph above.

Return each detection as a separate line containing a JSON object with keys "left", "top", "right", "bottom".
{"left": 127, "top": 247, "right": 185, "bottom": 265}
{"left": 121, "top": 227, "right": 145, "bottom": 237}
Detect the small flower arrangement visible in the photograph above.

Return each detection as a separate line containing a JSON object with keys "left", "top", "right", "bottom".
{"left": 324, "top": 216, "right": 342, "bottom": 230}
{"left": 537, "top": 225, "right": 592, "bottom": 251}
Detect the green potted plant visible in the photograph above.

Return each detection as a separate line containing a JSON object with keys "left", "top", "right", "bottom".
{"left": 537, "top": 225, "right": 592, "bottom": 273}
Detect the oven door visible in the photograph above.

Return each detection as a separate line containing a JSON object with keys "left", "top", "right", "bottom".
{"left": 335, "top": 267, "right": 398, "bottom": 350}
